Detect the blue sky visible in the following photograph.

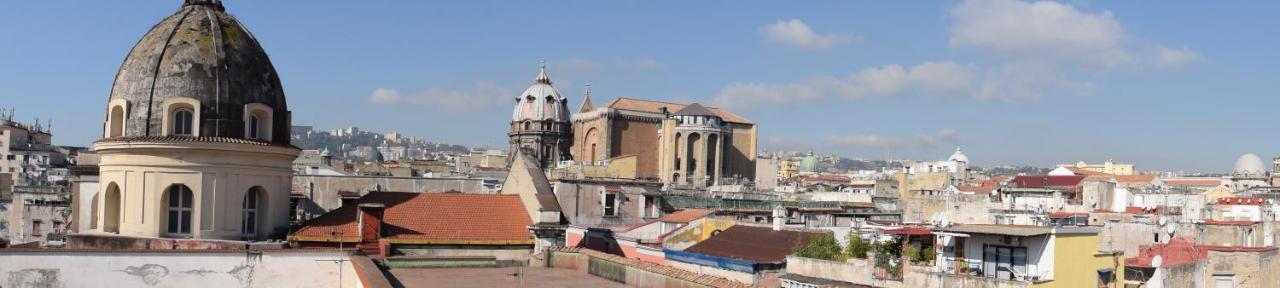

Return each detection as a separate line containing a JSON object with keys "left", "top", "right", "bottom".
{"left": 1, "top": 1, "right": 1278, "bottom": 172}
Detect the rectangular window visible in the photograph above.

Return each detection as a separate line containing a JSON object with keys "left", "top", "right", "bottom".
{"left": 1214, "top": 275, "right": 1234, "bottom": 288}
{"left": 31, "top": 220, "right": 42, "bottom": 236}
{"left": 983, "top": 244, "right": 1027, "bottom": 280}
{"left": 603, "top": 193, "right": 617, "bottom": 216}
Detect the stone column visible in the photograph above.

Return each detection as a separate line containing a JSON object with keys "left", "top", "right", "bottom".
{"left": 714, "top": 133, "right": 724, "bottom": 186}
{"left": 694, "top": 133, "right": 707, "bottom": 187}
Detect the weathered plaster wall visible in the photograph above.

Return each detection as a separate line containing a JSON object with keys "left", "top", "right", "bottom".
{"left": 0, "top": 250, "right": 360, "bottom": 288}
{"left": 1205, "top": 249, "right": 1280, "bottom": 288}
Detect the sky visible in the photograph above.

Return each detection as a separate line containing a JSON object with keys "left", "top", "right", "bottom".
{"left": 1, "top": 0, "right": 1278, "bottom": 172}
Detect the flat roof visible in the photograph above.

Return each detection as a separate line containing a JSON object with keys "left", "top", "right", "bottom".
{"left": 387, "top": 267, "right": 626, "bottom": 288}
{"left": 934, "top": 225, "right": 1100, "bottom": 237}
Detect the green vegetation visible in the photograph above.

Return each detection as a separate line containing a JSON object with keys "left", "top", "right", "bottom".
{"left": 795, "top": 233, "right": 846, "bottom": 261}
{"left": 845, "top": 232, "right": 872, "bottom": 259}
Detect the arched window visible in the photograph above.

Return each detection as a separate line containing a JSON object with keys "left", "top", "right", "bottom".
{"left": 241, "top": 188, "right": 262, "bottom": 238}
{"left": 108, "top": 105, "right": 125, "bottom": 138}
{"left": 165, "top": 185, "right": 194, "bottom": 236}
{"left": 172, "top": 108, "right": 194, "bottom": 136}
{"left": 248, "top": 115, "right": 261, "bottom": 139}
{"left": 524, "top": 121, "right": 531, "bottom": 131}
{"left": 244, "top": 104, "right": 273, "bottom": 140}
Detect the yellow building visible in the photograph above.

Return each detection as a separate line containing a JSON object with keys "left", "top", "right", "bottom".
{"left": 1064, "top": 159, "right": 1136, "bottom": 175}
{"left": 779, "top": 159, "right": 799, "bottom": 179}
{"left": 930, "top": 225, "right": 1124, "bottom": 288}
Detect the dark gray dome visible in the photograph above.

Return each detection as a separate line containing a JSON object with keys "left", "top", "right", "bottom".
{"left": 105, "top": 0, "right": 290, "bottom": 145}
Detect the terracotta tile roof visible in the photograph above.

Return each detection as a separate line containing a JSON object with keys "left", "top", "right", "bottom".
{"left": 1204, "top": 220, "right": 1259, "bottom": 226}
{"left": 290, "top": 192, "right": 533, "bottom": 244}
{"left": 659, "top": 209, "right": 714, "bottom": 223}
{"left": 1161, "top": 178, "right": 1225, "bottom": 187}
{"left": 683, "top": 225, "right": 822, "bottom": 263}
{"left": 541, "top": 247, "right": 752, "bottom": 288}
{"left": 1114, "top": 174, "right": 1156, "bottom": 184}
{"left": 1009, "top": 175, "right": 1087, "bottom": 189}
{"left": 956, "top": 183, "right": 996, "bottom": 194}
{"left": 605, "top": 98, "right": 754, "bottom": 124}
{"left": 883, "top": 227, "right": 933, "bottom": 236}
{"left": 1047, "top": 211, "right": 1089, "bottom": 218}
{"left": 95, "top": 136, "right": 298, "bottom": 148}
{"left": 1125, "top": 238, "right": 1206, "bottom": 268}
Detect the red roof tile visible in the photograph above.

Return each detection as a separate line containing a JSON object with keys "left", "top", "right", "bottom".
{"left": 1009, "top": 175, "right": 1087, "bottom": 188}
{"left": 659, "top": 209, "right": 713, "bottom": 223}
{"left": 291, "top": 192, "right": 532, "bottom": 244}
{"left": 1125, "top": 238, "right": 1206, "bottom": 268}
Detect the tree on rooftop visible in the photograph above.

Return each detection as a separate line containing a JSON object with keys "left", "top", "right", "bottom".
{"left": 794, "top": 233, "right": 845, "bottom": 261}
{"left": 846, "top": 232, "right": 871, "bottom": 259}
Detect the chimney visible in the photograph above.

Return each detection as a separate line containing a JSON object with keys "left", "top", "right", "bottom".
{"left": 772, "top": 205, "right": 785, "bottom": 231}
{"left": 357, "top": 203, "right": 386, "bottom": 242}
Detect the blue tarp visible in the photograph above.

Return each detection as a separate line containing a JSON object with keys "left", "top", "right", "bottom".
{"left": 664, "top": 249, "right": 758, "bottom": 273}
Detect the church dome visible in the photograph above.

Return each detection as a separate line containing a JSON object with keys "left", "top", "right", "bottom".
{"left": 948, "top": 147, "right": 969, "bottom": 163}
{"left": 1234, "top": 153, "right": 1266, "bottom": 175}
{"left": 511, "top": 63, "right": 570, "bottom": 123}
{"left": 103, "top": 0, "right": 290, "bottom": 145}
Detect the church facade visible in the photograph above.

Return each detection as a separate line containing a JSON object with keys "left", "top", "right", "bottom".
{"left": 91, "top": 0, "right": 298, "bottom": 240}
{"left": 571, "top": 98, "right": 757, "bottom": 188}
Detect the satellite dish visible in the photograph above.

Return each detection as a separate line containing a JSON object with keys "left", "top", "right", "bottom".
{"left": 1158, "top": 216, "right": 1168, "bottom": 226}
{"left": 1151, "top": 255, "right": 1163, "bottom": 268}
{"left": 1166, "top": 224, "right": 1177, "bottom": 235}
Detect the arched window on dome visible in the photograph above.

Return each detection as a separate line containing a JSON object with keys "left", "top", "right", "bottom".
{"left": 248, "top": 116, "right": 261, "bottom": 139}
{"left": 163, "top": 97, "right": 200, "bottom": 137}
{"left": 108, "top": 105, "right": 125, "bottom": 138}
{"left": 172, "top": 108, "right": 194, "bottom": 136}
{"left": 524, "top": 121, "right": 531, "bottom": 131}
{"left": 244, "top": 103, "right": 273, "bottom": 141}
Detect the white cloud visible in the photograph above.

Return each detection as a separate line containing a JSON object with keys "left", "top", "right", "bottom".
{"left": 949, "top": 0, "right": 1132, "bottom": 68}
{"left": 711, "top": 78, "right": 827, "bottom": 110}
{"left": 1154, "top": 46, "right": 1201, "bottom": 68}
{"left": 712, "top": 61, "right": 975, "bottom": 110}
{"left": 368, "top": 82, "right": 513, "bottom": 112}
{"left": 760, "top": 19, "right": 856, "bottom": 50}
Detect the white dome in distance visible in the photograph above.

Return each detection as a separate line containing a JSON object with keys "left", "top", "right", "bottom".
{"left": 1234, "top": 153, "right": 1265, "bottom": 175}
{"left": 948, "top": 147, "right": 969, "bottom": 163}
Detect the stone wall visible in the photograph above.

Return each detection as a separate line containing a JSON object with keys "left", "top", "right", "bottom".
{"left": 0, "top": 249, "right": 361, "bottom": 288}
{"left": 785, "top": 256, "right": 905, "bottom": 288}
{"left": 899, "top": 193, "right": 990, "bottom": 224}
{"left": 540, "top": 248, "right": 750, "bottom": 288}
{"left": 1205, "top": 248, "right": 1280, "bottom": 287}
